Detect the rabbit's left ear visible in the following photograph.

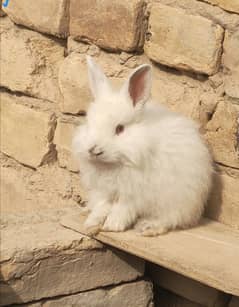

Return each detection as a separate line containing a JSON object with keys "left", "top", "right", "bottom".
{"left": 121, "top": 64, "right": 152, "bottom": 107}
{"left": 86, "top": 56, "right": 111, "bottom": 100}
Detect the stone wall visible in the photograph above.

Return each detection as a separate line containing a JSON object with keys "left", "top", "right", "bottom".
{"left": 0, "top": 0, "right": 239, "bottom": 306}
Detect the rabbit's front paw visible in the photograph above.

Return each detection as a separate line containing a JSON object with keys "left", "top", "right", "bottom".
{"left": 103, "top": 213, "right": 129, "bottom": 232}
{"left": 85, "top": 212, "right": 106, "bottom": 229}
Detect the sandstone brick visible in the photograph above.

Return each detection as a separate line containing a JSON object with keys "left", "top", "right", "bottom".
{"left": 0, "top": 92, "right": 56, "bottom": 168}
{"left": 59, "top": 52, "right": 127, "bottom": 114}
{"left": 205, "top": 100, "right": 239, "bottom": 168}
{"left": 158, "top": 0, "right": 239, "bottom": 32}
{"left": 206, "top": 170, "right": 239, "bottom": 229}
{"left": 70, "top": 0, "right": 146, "bottom": 52}
{"left": 148, "top": 264, "right": 230, "bottom": 306}
{"left": 58, "top": 53, "right": 92, "bottom": 114}
{"left": 145, "top": 4, "right": 224, "bottom": 75}
{"left": 0, "top": 154, "right": 86, "bottom": 214}
{"left": 25, "top": 280, "right": 153, "bottom": 307}
{"left": 0, "top": 18, "right": 64, "bottom": 103}
{"left": 2, "top": 0, "right": 69, "bottom": 37}
{"left": 54, "top": 116, "right": 85, "bottom": 172}
{"left": 223, "top": 30, "right": 239, "bottom": 99}
{"left": 0, "top": 208, "right": 144, "bottom": 305}
{"left": 202, "top": 0, "right": 239, "bottom": 14}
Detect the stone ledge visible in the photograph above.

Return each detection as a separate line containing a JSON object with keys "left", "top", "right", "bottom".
{"left": 61, "top": 212, "right": 239, "bottom": 296}
{"left": 23, "top": 280, "right": 154, "bottom": 307}
{"left": 0, "top": 207, "right": 145, "bottom": 306}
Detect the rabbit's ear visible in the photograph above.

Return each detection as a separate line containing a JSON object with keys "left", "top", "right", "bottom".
{"left": 86, "top": 56, "right": 110, "bottom": 99}
{"left": 122, "top": 64, "right": 152, "bottom": 107}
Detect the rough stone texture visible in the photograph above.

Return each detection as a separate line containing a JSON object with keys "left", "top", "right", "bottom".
{"left": 0, "top": 153, "right": 86, "bottom": 214}
{"left": 202, "top": 0, "right": 239, "bottom": 14}
{"left": 205, "top": 100, "right": 239, "bottom": 169}
{"left": 229, "top": 296, "right": 239, "bottom": 307}
{"left": 145, "top": 3, "right": 224, "bottom": 75}
{"left": 54, "top": 116, "right": 84, "bottom": 172}
{"left": 59, "top": 50, "right": 129, "bottom": 114}
{"left": 0, "top": 17, "right": 64, "bottom": 103}
{"left": 2, "top": 0, "right": 69, "bottom": 37}
{"left": 70, "top": 0, "right": 146, "bottom": 52}
{"left": 0, "top": 92, "right": 57, "bottom": 168}
{"left": 157, "top": 0, "right": 239, "bottom": 31}
{"left": 223, "top": 30, "right": 239, "bottom": 99}
{"left": 25, "top": 280, "right": 153, "bottom": 307}
{"left": 148, "top": 264, "right": 231, "bottom": 306}
{"left": 58, "top": 53, "right": 92, "bottom": 114}
{"left": 0, "top": 208, "right": 145, "bottom": 306}
{"left": 206, "top": 169, "right": 239, "bottom": 229}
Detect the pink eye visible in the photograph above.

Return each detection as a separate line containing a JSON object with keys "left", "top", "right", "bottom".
{"left": 115, "top": 124, "right": 124, "bottom": 135}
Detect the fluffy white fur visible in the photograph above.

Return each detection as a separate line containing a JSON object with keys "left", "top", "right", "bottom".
{"left": 72, "top": 56, "right": 213, "bottom": 236}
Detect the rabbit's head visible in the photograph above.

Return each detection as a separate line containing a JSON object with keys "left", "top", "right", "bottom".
{"left": 73, "top": 56, "right": 152, "bottom": 166}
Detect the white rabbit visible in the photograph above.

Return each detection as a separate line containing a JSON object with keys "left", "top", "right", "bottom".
{"left": 72, "top": 56, "right": 213, "bottom": 236}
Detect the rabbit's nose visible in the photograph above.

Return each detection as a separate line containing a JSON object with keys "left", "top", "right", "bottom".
{"left": 88, "top": 145, "right": 104, "bottom": 156}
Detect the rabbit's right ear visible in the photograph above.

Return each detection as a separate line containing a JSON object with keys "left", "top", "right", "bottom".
{"left": 86, "top": 56, "right": 110, "bottom": 100}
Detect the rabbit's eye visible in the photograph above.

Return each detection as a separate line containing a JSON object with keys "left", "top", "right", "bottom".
{"left": 115, "top": 124, "right": 124, "bottom": 135}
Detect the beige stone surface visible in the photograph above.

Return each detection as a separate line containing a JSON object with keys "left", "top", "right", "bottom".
{"left": 206, "top": 170, "right": 239, "bottom": 229}
{"left": 0, "top": 208, "right": 144, "bottom": 305}
{"left": 54, "top": 116, "right": 85, "bottom": 172}
{"left": 205, "top": 100, "right": 239, "bottom": 168}
{"left": 62, "top": 213, "right": 239, "bottom": 296}
{"left": 59, "top": 51, "right": 129, "bottom": 114}
{"left": 0, "top": 17, "right": 64, "bottom": 103}
{"left": 158, "top": 0, "right": 239, "bottom": 31}
{"left": 70, "top": 0, "right": 146, "bottom": 52}
{"left": 148, "top": 264, "right": 230, "bottom": 306}
{"left": 25, "top": 280, "right": 153, "bottom": 307}
{"left": 58, "top": 53, "right": 92, "bottom": 114}
{"left": 0, "top": 93, "right": 57, "bottom": 168}
{"left": 202, "top": 0, "right": 239, "bottom": 14}
{"left": 2, "top": 0, "right": 69, "bottom": 37}
{"left": 0, "top": 153, "right": 86, "bottom": 214}
{"left": 145, "top": 4, "right": 224, "bottom": 75}
{"left": 223, "top": 30, "right": 239, "bottom": 99}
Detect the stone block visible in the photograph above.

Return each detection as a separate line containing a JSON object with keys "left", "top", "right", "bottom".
{"left": 202, "top": 0, "right": 239, "bottom": 14}
{"left": 0, "top": 153, "right": 86, "bottom": 214}
{"left": 59, "top": 52, "right": 126, "bottom": 114}
{"left": 0, "top": 92, "right": 56, "bottom": 168}
{"left": 58, "top": 53, "right": 92, "bottom": 114}
{"left": 205, "top": 100, "right": 239, "bottom": 168}
{"left": 70, "top": 0, "right": 146, "bottom": 52}
{"left": 25, "top": 280, "right": 153, "bottom": 307}
{"left": 0, "top": 208, "right": 145, "bottom": 305}
{"left": 54, "top": 116, "right": 85, "bottom": 172}
{"left": 206, "top": 170, "right": 239, "bottom": 229}
{"left": 223, "top": 30, "right": 239, "bottom": 99}
{"left": 2, "top": 0, "right": 69, "bottom": 37}
{"left": 0, "top": 17, "right": 64, "bottom": 103}
{"left": 145, "top": 4, "right": 224, "bottom": 75}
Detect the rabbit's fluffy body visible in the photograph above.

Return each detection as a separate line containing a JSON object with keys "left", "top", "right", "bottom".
{"left": 73, "top": 57, "right": 212, "bottom": 235}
